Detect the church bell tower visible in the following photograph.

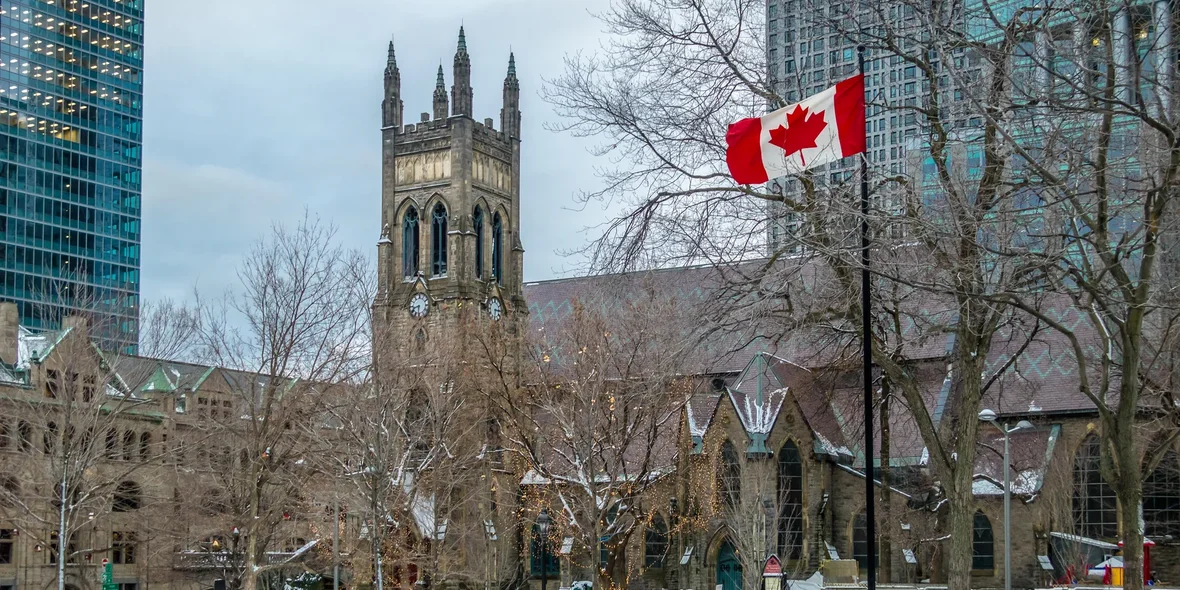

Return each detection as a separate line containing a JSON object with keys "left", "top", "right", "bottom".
{"left": 374, "top": 29, "right": 525, "bottom": 355}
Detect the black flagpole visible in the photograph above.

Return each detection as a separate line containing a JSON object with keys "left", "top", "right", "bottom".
{"left": 857, "top": 44, "right": 876, "bottom": 590}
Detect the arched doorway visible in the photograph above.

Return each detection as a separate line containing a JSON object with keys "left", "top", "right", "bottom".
{"left": 717, "top": 539, "right": 743, "bottom": 590}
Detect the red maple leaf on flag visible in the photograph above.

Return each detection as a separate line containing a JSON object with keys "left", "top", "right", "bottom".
{"left": 768, "top": 105, "right": 827, "bottom": 165}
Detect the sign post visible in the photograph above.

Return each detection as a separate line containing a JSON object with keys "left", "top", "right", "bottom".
{"left": 100, "top": 558, "right": 117, "bottom": 590}
{"left": 763, "top": 555, "right": 783, "bottom": 590}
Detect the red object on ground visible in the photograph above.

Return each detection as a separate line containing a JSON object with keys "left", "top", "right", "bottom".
{"left": 1118, "top": 539, "right": 1156, "bottom": 583}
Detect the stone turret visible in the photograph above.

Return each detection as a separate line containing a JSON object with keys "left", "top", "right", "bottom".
{"left": 433, "top": 65, "right": 449, "bottom": 120}
{"left": 501, "top": 52, "right": 521, "bottom": 138}
{"left": 382, "top": 40, "right": 402, "bottom": 128}
{"left": 378, "top": 26, "right": 525, "bottom": 329}
{"left": 451, "top": 27, "right": 474, "bottom": 117}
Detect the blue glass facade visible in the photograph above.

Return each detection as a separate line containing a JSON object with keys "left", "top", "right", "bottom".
{"left": 0, "top": 0, "right": 142, "bottom": 350}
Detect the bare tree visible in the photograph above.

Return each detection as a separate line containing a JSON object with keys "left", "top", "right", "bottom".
{"left": 326, "top": 315, "right": 492, "bottom": 590}
{"left": 476, "top": 278, "right": 695, "bottom": 590}
{"left": 543, "top": 3, "right": 1036, "bottom": 590}
{"left": 136, "top": 297, "right": 202, "bottom": 362}
{"left": 0, "top": 290, "right": 193, "bottom": 590}
{"left": 185, "top": 212, "right": 373, "bottom": 590}
{"left": 951, "top": 3, "right": 1180, "bottom": 588}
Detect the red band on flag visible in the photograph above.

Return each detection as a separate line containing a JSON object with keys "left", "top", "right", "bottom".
{"left": 725, "top": 116, "right": 767, "bottom": 185}
{"left": 834, "top": 74, "right": 866, "bottom": 158}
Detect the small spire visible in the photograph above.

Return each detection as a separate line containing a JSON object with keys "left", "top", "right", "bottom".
{"left": 457, "top": 26, "right": 467, "bottom": 53}
{"left": 387, "top": 40, "right": 396, "bottom": 66}
{"left": 436, "top": 64, "right": 445, "bottom": 88}
{"left": 507, "top": 52, "right": 516, "bottom": 77}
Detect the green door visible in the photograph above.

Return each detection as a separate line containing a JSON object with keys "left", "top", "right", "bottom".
{"left": 717, "top": 540, "right": 743, "bottom": 590}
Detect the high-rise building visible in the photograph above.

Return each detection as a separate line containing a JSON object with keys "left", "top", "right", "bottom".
{"left": 764, "top": 0, "right": 977, "bottom": 252}
{"left": 0, "top": 0, "right": 143, "bottom": 351}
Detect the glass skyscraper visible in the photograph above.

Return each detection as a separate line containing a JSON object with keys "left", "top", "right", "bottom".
{"left": 0, "top": 0, "right": 142, "bottom": 351}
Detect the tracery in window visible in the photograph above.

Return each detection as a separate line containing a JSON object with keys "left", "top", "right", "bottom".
{"left": 645, "top": 513, "right": 668, "bottom": 567}
{"left": 492, "top": 212, "right": 503, "bottom": 284}
{"left": 777, "top": 440, "right": 804, "bottom": 560}
{"left": 1145, "top": 450, "right": 1180, "bottom": 538}
{"left": 402, "top": 207, "right": 420, "bottom": 278}
{"left": 431, "top": 203, "right": 448, "bottom": 277}
{"left": 473, "top": 206, "right": 484, "bottom": 279}
{"left": 1073, "top": 434, "right": 1117, "bottom": 538}
{"left": 972, "top": 511, "right": 994, "bottom": 570}
{"left": 720, "top": 440, "right": 741, "bottom": 508}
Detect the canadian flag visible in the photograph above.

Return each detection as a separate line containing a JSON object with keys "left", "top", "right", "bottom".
{"left": 726, "top": 74, "right": 866, "bottom": 184}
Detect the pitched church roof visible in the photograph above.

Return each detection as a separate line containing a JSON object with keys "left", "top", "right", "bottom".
{"left": 520, "top": 263, "right": 1119, "bottom": 494}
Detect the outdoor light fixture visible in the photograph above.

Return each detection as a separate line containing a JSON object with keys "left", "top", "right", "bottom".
{"left": 979, "top": 409, "right": 1034, "bottom": 590}
{"left": 537, "top": 509, "right": 552, "bottom": 590}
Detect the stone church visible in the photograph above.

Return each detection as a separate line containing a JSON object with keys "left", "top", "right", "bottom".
{"left": 375, "top": 28, "right": 1180, "bottom": 590}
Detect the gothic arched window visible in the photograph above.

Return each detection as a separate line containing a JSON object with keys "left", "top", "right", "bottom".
{"left": 777, "top": 440, "right": 804, "bottom": 560}
{"left": 492, "top": 212, "right": 503, "bottom": 285}
{"left": 852, "top": 512, "right": 869, "bottom": 570}
{"left": 473, "top": 206, "right": 484, "bottom": 279}
{"left": 972, "top": 511, "right": 994, "bottom": 570}
{"left": 720, "top": 440, "right": 741, "bottom": 508}
{"left": 1073, "top": 434, "right": 1117, "bottom": 538}
{"left": 113, "top": 481, "right": 141, "bottom": 512}
{"left": 17, "top": 421, "right": 32, "bottom": 452}
{"left": 1145, "top": 450, "right": 1180, "bottom": 538}
{"left": 431, "top": 203, "right": 448, "bottom": 277}
{"left": 44, "top": 421, "right": 57, "bottom": 454}
{"left": 105, "top": 428, "right": 117, "bottom": 458}
{"left": 402, "top": 207, "right": 420, "bottom": 278}
{"left": 139, "top": 432, "right": 151, "bottom": 461}
{"left": 645, "top": 513, "right": 668, "bottom": 567}
{"left": 122, "top": 430, "right": 135, "bottom": 462}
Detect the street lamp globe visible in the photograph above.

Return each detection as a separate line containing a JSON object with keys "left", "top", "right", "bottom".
{"left": 978, "top": 408, "right": 997, "bottom": 422}
{"left": 537, "top": 509, "right": 551, "bottom": 534}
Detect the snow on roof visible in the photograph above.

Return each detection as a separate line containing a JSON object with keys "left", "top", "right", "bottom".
{"left": 729, "top": 385, "right": 785, "bottom": 435}
{"left": 833, "top": 463, "right": 912, "bottom": 499}
{"left": 17, "top": 325, "right": 70, "bottom": 369}
{"left": 813, "top": 431, "right": 852, "bottom": 458}
{"left": 401, "top": 475, "right": 437, "bottom": 538}
{"left": 971, "top": 469, "right": 1042, "bottom": 496}
{"left": 1049, "top": 531, "right": 1120, "bottom": 550}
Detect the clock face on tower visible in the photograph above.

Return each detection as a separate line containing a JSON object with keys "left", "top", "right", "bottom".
{"left": 409, "top": 293, "right": 429, "bottom": 318}
{"left": 487, "top": 297, "right": 503, "bottom": 321}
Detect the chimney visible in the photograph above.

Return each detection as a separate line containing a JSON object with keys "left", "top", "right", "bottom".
{"left": 0, "top": 302, "right": 16, "bottom": 365}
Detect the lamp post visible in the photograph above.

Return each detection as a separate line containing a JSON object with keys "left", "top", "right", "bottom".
{"left": 537, "top": 509, "right": 551, "bottom": 590}
{"left": 979, "top": 409, "right": 1033, "bottom": 590}
{"left": 231, "top": 527, "right": 241, "bottom": 590}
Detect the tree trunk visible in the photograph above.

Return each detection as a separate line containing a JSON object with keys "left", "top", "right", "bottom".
{"left": 878, "top": 382, "right": 892, "bottom": 584}
{"left": 945, "top": 480, "right": 975, "bottom": 590}
{"left": 57, "top": 471, "right": 67, "bottom": 590}
{"left": 1116, "top": 436, "right": 1145, "bottom": 590}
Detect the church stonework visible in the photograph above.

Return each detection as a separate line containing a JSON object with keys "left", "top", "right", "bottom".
{"left": 374, "top": 28, "right": 525, "bottom": 359}
{"left": 368, "top": 31, "right": 1180, "bottom": 590}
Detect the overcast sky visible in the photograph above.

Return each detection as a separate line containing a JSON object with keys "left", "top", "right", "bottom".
{"left": 141, "top": 0, "right": 613, "bottom": 303}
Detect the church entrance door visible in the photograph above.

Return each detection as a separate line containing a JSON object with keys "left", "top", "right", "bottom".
{"left": 717, "top": 539, "right": 743, "bottom": 590}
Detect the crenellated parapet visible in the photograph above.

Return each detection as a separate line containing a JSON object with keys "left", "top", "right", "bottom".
{"left": 377, "top": 28, "right": 526, "bottom": 324}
